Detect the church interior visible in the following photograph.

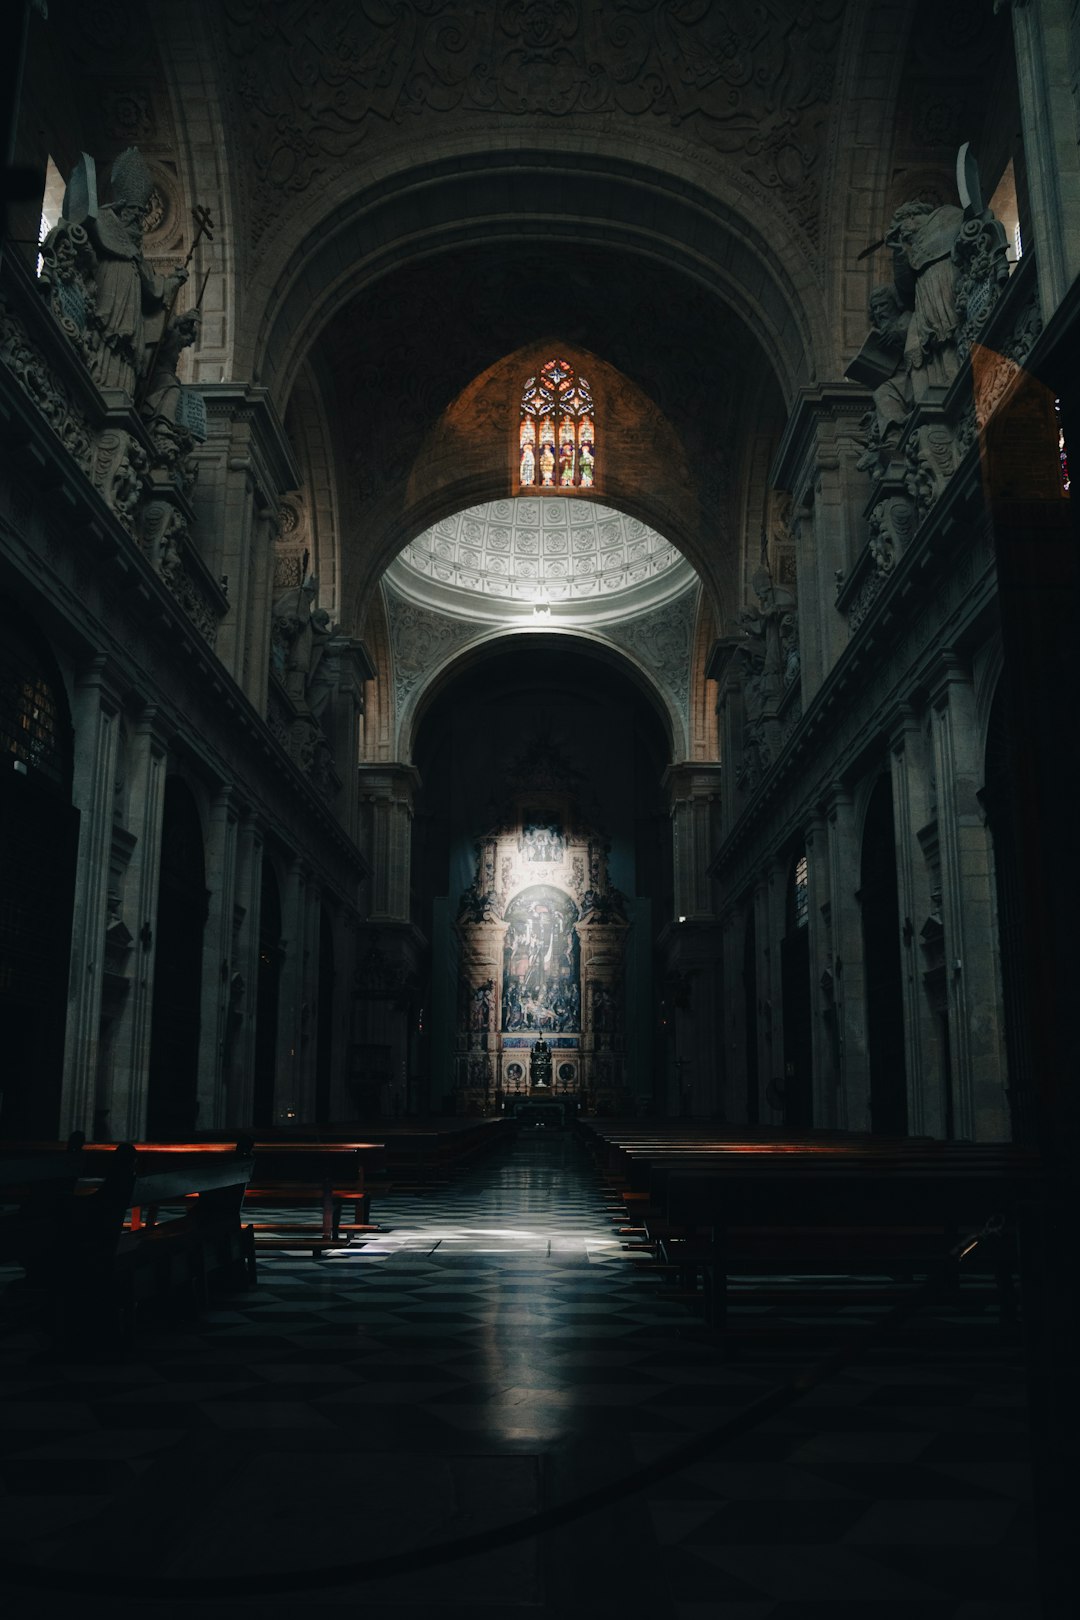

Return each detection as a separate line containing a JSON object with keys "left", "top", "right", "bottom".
{"left": 1, "top": 1, "right": 1078, "bottom": 1614}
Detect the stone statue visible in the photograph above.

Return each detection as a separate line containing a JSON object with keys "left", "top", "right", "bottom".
{"left": 271, "top": 573, "right": 337, "bottom": 703}
{"left": 852, "top": 154, "right": 1010, "bottom": 475}
{"left": 39, "top": 148, "right": 190, "bottom": 402}
{"left": 736, "top": 565, "right": 795, "bottom": 711}
{"left": 856, "top": 283, "right": 914, "bottom": 469}
{"left": 141, "top": 307, "right": 202, "bottom": 483}
{"left": 88, "top": 149, "right": 188, "bottom": 396}
{"left": 885, "top": 199, "right": 965, "bottom": 394}
{"left": 142, "top": 307, "right": 199, "bottom": 425}
{"left": 530, "top": 1036, "right": 552, "bottom": 1089}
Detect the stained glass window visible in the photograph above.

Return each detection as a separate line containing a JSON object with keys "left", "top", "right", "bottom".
{"left": 519, "top": 359, "right": 596, "bottom": 491}
{"left": 1055, "top": 398, "right": 1071, "bottom": 495}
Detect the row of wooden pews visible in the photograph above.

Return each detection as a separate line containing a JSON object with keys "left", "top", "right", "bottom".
{"left": 579, "top": 1119, "right": 1042, "bottom": 1341}
{"left": 0, "top": 1139, "right": 256, "bottom": 1340}
{"left": 193, "top": 1116, "right": 518, "bottom": 1195}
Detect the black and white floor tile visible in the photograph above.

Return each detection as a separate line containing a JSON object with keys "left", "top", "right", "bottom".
{"left": 0, "top": 1130, "right": 1038, "bottom": 1618}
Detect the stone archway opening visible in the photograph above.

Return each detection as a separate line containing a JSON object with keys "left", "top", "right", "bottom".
{"left": 410, "top": 636, "right": 672, "bottom": 1116}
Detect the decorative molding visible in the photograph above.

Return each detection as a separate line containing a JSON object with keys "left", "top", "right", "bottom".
{"left": 383, "top": 584, "right": 487, "bottom": 713}
{"left": 223, "top": 1, "right": 846, "bottom": 253}
{"left": 599, "top": 585, "right": 697, "bottom": 736}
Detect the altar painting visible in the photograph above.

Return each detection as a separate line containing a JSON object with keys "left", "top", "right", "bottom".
{"left": 501, "top": 885, "right": 580, "bottom": 1033}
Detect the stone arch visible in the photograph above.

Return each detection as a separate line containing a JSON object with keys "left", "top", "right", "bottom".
{"left": 400, "top": 629, "right": 679, "bottom": 771}
{"left": 252, "top": 150, "right": 825, "bottom": 412}
{"left": 343, "top": 340, "right": 737, "bottom": 632}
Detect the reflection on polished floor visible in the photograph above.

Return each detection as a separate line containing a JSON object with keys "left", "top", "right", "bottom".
{"left": 1, "top": 1130, "right": 1037, "bottom": 1618}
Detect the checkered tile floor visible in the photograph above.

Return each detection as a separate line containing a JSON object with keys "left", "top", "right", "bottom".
{"left": 0, "top": 1130, "right": 1038, "bottom": 1617}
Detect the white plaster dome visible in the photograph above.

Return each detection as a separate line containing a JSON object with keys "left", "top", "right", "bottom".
{"left": 386, "top": 499, "right": 695, "bottom": 624}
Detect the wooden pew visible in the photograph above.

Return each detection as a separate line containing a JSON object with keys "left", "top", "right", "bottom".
{"left": 69, "top": 1139, "right": 382, "bottom": 1256}
{"left": 4, "top": 1134, "right": 257, "bottom": 1334}
{"left": 240, "top": 1143, "right": 384, "bottom": 1254}
{"left": 0, "top": 1150, "right": 85, "bottom": 1276}
{"left": 578, "top": 1120, "right": 1038, "bottom": 1336}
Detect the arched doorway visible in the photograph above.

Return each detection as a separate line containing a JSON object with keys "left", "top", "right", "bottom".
{"left": 0, "top": 610, "right": 78, "bottom": 1138}
{"left": 860, "top": 774, "right": 908, "bottom": 1136}
{"left": 253, "top": 859, "right": 283, "bottom": 1128}
{"left": 146, "top": 779, "right": 207, "bottom": 1137}
{"left": 411, "top": 639, "right": 671, "bottom": 1115}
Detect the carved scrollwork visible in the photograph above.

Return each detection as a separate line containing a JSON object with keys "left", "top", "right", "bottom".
{"left": 0, "top": 297, "right": 94, "bottom": 474}
{"left": 952, "top": 214, "right": 1010, "bottom": 363}
{"left": 904, "top": 421, "right": 957, "bottom": 518}
{"left": 224, "top": 1, "right": 845, "bottom": 250}
{"left": 92, "top": 429, "right": 149, "bottom": 529}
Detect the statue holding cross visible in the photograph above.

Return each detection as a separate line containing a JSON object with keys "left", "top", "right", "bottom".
{"left": 40, "top": 149, "right": 214, "bottom": 406}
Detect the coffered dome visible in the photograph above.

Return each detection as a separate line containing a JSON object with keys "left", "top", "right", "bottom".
{"left": 386, "top": 499, "right": 695, "bottom": 624}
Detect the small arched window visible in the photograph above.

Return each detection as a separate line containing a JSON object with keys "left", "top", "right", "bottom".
{"left": 518, "top": 358, "right": 595, "bottom": 490}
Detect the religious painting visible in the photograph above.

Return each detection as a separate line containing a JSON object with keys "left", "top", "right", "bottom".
{"left": 519, "top": 419, "right": 536, "bottom": 486}
{"left": 559, "top": 419, "right": 576, "bottom": 486}
{"left": 501, "top": 884, "right": 580, "bottom": 1033}
{"left": 539, "top": 419, "right": 556, "bottom": 487}
{"left": 520, "top": 817, "right": 565, "bottom": 862}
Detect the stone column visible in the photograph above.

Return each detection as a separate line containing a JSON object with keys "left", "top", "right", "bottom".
{"left": 108, "top": 707, "right": 170, "bottom": 1140}
{"left": 719, "top": 903, "right": 747, "bottom": 1121}
{"left": 354, "top": 764, "right": 425, "bottom": 1118}
{"left": 192, "top": 385, "right": 299, "bottom": 710}
{"left": 272, "top": 857, "right": 312, "bottom": 1125}
{"left": 888, "top": 707, "right": 943, "bottom": 1137}
{"left": 929, "top": 659, "right": 1010, "bottom": 1139}
{"left": 196, "top": 785, "right": 240, "bottom": 1130}
{"left": 319, "top": 639, "right": 375, "bottom": 843}
{"left": 580, "top": 917, "right": 630, "bottom": 1113}
{"left": 824, "top": 784, "right": 870, "bottom": 1131}
{"left": 1009, "top": 0, "right": 1080, "bottom": 319}
{"left": 706, "top": 639, "right": 744, "bottom": 832}
{"left": 769, "top": 385, "right": 873, "bottom": 702}
{"left": 457, "top": 921, "right": 503, "bottom": 1109}
{"left": 297, "top": 874, "right": 323, "bottom": 1122}
{"left": 765, "top": 853, "right": 789, "bottom": 1117}
{"left": 358, "top": 764, "right": 421, "bottom": 923}
{"left": 658, "top": 918, "right": 723, "bottom": 1116}
{"left": 664, "top": 763, "right": 723, "bottom": 922}
{"left": 61, "top": 658, "right": 124, "bottom": 1137}
{"left": 804, "top": 814, "right": 838, "bottom": 1127}
{"left": 751, "top": 874, "right": 774, "bottom": 1122}
{"left": 224, "top": 812, "right": 264, "bottom": 1127}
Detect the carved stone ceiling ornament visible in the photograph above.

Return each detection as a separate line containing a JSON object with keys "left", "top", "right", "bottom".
{"left": 220, "top": 0, "right": 847, "bottom": 255}
{"left": 388, "top": 499, "right": 693, "bottom": 621}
